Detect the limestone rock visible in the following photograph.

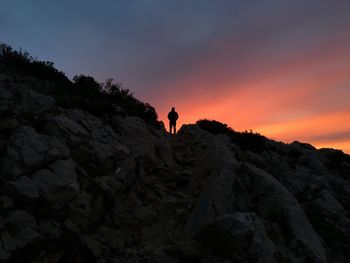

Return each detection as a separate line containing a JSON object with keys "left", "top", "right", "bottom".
{"left": 33, "top": 159, "right": 79, "bottom": 206}
{"left": 196, "top": 213, "right": 277, "bottom": 263}
{"left": 7, "top": 175, "right": 39, "bottom": 201}
{"left": 1, "top": 72, "right": 350, "bottom": 262}
{"left": 1, "top": 126, "right": 69, "bottom": 180}
{"left": 111, "top": 115, "right": 156, "bottom": 158}
{"left": 19, "top": 89, "right": 56, "bottom": 116}
{"left": 1, "top": 230, "right": 17, "bottom": 252}
{"left": 0, "top": 196, "right": 14, "bottom": 209}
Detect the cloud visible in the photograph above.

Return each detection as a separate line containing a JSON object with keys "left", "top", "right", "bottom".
{"left": 2, "top": 0, "right": 350, "bottom": 152}
{"left": 310, "top": 132, "right": 350, "bottom": 143}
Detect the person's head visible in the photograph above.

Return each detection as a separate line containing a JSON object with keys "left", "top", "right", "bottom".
{"left": 171, "top": 107, "right": 175, "bottom": 111}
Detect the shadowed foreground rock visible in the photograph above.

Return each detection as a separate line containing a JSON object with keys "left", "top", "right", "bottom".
{"left": 0, "top": 74, "right": 350, "bottom": 263}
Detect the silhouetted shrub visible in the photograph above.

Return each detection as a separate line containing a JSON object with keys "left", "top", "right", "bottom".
{"left": 0, "top": 43, "right": 160, "bottom": 127}
{"left": 231, "top": 130, "right": 267, "bottom": 153}
{"left": 99, "top": 79, "right": 159, "bottom": 126}
{"left": 56, "top": 78, "right": 159, "bottom": 126}
{"left": 73, "top": 75, "right": 102, "bottom": 98}
{"left": 102, "top": 78, "right": 130, "bottom": 97}
{"left": 196, "top": 119, "right": 266, "bottom": 153}
{"left": 0, "top": 43, "right": 71, "bottom": 87}
{"left": 197, "top": 119, "right": 233, "bottom": 135}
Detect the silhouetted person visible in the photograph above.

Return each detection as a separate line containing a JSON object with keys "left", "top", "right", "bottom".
{"left": 168, "top": 107, "right": 179, "bottom": 134}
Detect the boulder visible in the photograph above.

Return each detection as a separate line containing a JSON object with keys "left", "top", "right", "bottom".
{"left": 1, "top": 126, "right": 69, "bottom": 180}
{"left": 0, "top": 118, "right": 19, "bottom": 130}
{"left": 7, "top": 176, "right": 39, "bottom": 202}
{"left": 2, "top": 126, "right": 49, "bottom": 180}
{"left": 19, "top": 89, "right": 56, "bottom": 116}
{"left": 186, "top": 134, "right": 238, "bottom": 235}
{"left": 0, "top": 196, "right": 14, "bottom": 209}
{"left": 88, "top": 124, "right": 130, "bottom": 171}
{"left": 110, "top": 115, "right": 156, "bottom": 158}
{"left": 4, "top": 210, "right": 39, "bottom": 248}
{"left": 0, "top": 242, "right": 11, "bottom": 261}
{"left": 196, "top": 212, "right": 277, "bottom": 263}
{"left": 37, "top": 220, "right": 62, "bottom": 239}
{"left": 42, "top": 112, "right": 89, "bottom": 147}
{"left": 1, "top": 230, "right": 17, "bottom": 252}
{"left": 13, "top": 227, "right": 40, "bottom": 248}
{"left": 246, "top": 164, "right": 327, "bottom": 262}
{"left": 305, "top": 190, "right": 350, "bottom": 258}
{"left": 33, "top": 159, "right": 80, "bottom": 206}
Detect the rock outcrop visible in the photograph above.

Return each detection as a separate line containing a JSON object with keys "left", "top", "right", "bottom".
{"left": 0, "top": 74, "right": 349, "bottom": 263}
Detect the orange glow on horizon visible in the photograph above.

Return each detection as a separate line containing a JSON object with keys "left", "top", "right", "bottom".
{"left": 155, "top": 37, "right": 350, "bottom": 154}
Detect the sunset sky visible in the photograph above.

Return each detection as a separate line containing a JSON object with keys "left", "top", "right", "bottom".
{"left": 2, "top": 0, "right": 350, "bottom": 153}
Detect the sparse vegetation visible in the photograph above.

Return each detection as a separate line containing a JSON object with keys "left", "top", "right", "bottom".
{"left": 0, "top": 43, "right": 159, "bottom": 127}
{"left": 196, "top": 119, "right": 267, "bottom": 153}
{"left": 0, "top": 43, "right": 71, "bottom": 86}
{"left": 196, "top": 119, "right": 233, "bottom": 135}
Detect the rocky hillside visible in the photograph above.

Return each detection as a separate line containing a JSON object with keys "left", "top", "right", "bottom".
{"left": 1, "top": 69, "right": 350, "bottom": 263}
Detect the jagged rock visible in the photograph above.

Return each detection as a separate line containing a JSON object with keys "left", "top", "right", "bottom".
{"left": 142, "top": 225, "right": 167, "bottom": 247}
{"left": 7, "top": 175, "right": 39, "bottom": 202}
{"left": 13, "top": 227, "right": 40, "bottom": 248}
{"left": 332, "top": 178, "right": 350, "bottom": 210}
{"left": 42, "top": 112, "right": 90, "bottom": 146}
{"left": 81, "top": 234, "right": 104, "bottom": 258}
{"left": 110, "top": 115, "right": 157, "bottom": 158}
{"left": 245, "top": 164, "right": 327, "bottom": 262}
{"left": 147, "top": 248, "right": 179, "bottom": 263}
{"left": 1, "top": 230, "right": 17, "bottom": 251}
{"left": 43, "top": 110, "right": 130, "bottom": 175}
{"left": 33, "top": 159, "right": 79, "bottom": 206}
{"left": 0, "top": 242, "right": 11, "bottom": 261}
{"left": 1, "top": 125, "right": 69, "bottom": 180}
{"left": 0, "top": 118, "right": 19, "bottom": 130}
{"left": 154, "top": 138, "right": 176, "bottom": 165}
{"left": 305, "top": 190, "right": 350, "bottom": 258}
{"left": 2, "top": 126, "right": 49, "bottom": 180}
{"left": 0, "top": 195, "right": 14, "bottom": 209}
{"left": 186, "top": 133, "right": 239, "bottom": 234}
{"left": 1, "top": 71, "right": 350, "bottom": 262}
{"left": 46, "top": 136, "right": 70, "bottom": 162}
{"left": 314, "top": 190, "right": 347, "bottom": 219}
{"left": 19, "top": 89, "right": 56, "bottom": 116}
{"left": 105, "top": 229, "right": 125, "bottom": 250}
{"left": 196, "top": 212, "right": 277, "bottom": 263}
{"left": 0, "top": 86, "right": 13, "bottom": 100}
{"left": 5, "top": 210, "right": 36, "bottom": 228}
{"left": 37, "top": 220, "right": 62, "bottom": 239}
{"left": 69, "top": 192, "right": 94, "bottom": 228}
{"left": 4, "top": 210, "right": 39, "bottom": 248}
{"left": 88, "top": 125, "right": 130, "bottom": 172}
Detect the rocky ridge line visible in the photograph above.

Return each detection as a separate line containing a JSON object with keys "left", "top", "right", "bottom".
{"left": 0, "top": 74, "right": 350, "bottom": 262}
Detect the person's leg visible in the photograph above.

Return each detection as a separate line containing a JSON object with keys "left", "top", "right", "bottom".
{"left": 169, "top": 122, "right": 173, "bottom": 134}
{"left": 174, "top": 123, "right": 176, "bottom": 134}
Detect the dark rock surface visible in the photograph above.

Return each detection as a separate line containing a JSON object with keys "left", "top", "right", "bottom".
{"left": 0, "top": 75, "right": 350, "bottom": 263}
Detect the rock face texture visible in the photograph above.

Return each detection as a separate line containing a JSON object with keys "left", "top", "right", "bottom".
{"left": 0, "top": 76, "right": 350, "bottom": 263}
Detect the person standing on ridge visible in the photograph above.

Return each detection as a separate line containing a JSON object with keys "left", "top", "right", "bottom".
{"left": 168, "top": 107, "right": 179, "bottom": 134}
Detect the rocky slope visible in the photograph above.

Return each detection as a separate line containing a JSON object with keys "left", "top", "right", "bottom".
{"left": 0, "top": 73, "right": 350, "bottom": 263}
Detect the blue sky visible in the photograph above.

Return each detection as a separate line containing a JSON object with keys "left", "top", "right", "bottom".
{"left": 2, "top": 0, "right": 350, "bottom": 151}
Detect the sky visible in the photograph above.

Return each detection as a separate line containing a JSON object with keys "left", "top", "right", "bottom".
{"left": 1, "top": 0, "right": 350, "bottom": 153}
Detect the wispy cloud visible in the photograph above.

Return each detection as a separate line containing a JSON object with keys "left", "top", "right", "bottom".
{"left": 2, "top": 0, "right": 350, "bottom": 152}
